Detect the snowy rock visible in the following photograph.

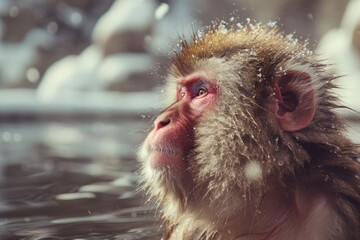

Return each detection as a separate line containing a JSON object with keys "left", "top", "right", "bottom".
{"left": 36, "top": 45, "right": 103, "bottom": 101}
{"left": 316, "top": 0, "right": 360, "bottom": 113}
{"left": 0, "top": 0, "right": 114, "bottom": 88}
{"left": 0, "top": 28, "right": 53, "bottom": 87}
{"left": 37, "top": 46, "right": 156, "bottom": 101}
{"left": 99, "top": 53, "right": 155, "bottom": 91}
{"left": 92, "top": 0, "right": 156, "bottom": 55}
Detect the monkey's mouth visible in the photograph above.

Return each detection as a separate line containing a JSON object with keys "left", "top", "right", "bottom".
{"left": 147, "top": 144, "right": 186, "bottom": 168}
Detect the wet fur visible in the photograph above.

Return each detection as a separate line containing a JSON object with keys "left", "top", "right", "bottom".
{"left": 139, "top": 23, "right": 360, "bottom": 239}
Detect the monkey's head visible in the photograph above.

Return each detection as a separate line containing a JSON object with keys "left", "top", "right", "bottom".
{"left": 139, "top": 23, "right": 342, "bottom": 229}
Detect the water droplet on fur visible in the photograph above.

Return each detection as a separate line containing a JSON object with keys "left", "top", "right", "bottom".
{"left": 218, "top": 24, "right": 228, "bottom": 34}
{"left": 275, "top": 137, "right": 280, "bottom": 151}
{"left": 236, "top": 23, "right": 243, "bottom": 29}
{"left": 324, "top": 175, "right": 330, "bottom": 182}
{"left": 244, "top": 162, "right": 262, "bottom": 181}
{"left": 266, "top": 21, "right": 277, "bottom": 28}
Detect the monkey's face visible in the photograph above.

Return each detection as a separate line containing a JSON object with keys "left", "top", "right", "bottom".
{"left": 144, "top": 72, "right": 217, "bottom": 170}
{"left": 139, "top": 25, "right": 331, "bottom": 222}
{"left": 139, "top": 71, "right": 219, "bottom": 209}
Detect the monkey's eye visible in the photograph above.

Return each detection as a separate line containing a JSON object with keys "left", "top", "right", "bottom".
{"left": 196, "top": 88, "right": 208, "bottom": 97}
{"left": 178, "top": 80, "right": 211, "bottom": 100}
{"left": 190, "top": 81, "right": 209, "bottom": 98}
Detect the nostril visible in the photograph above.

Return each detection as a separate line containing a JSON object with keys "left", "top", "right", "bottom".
{"left": 155, "top": 117, "right": 171, "bottom": 130}
{"left": 160, "top": 118, "right": 171, "bottom": 127}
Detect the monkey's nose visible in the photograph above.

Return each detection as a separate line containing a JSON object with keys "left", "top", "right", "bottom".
{"left": 154, "top": 116, "right": 171, "bottom": 130}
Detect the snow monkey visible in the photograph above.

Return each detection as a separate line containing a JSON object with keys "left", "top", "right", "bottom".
{"left": 138, "top": 22, "right": 360, "bottom": 240}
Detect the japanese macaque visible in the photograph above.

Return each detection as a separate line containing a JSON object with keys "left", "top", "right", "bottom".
{"left": 138, "top": 22, "right": 360, "bottom": 240}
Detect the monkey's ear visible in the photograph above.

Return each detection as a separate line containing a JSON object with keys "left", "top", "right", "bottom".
{"left": 270, "top": 70, "right": 316, "bottom": 132}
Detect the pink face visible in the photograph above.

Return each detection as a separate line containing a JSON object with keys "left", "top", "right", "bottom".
{"left": 145, "top": 73, "right": 218, "bottom": 169}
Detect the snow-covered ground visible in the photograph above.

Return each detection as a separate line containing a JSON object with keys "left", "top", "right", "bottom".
{"left": 0, "top": 88, "right": 163, "bottom": 116}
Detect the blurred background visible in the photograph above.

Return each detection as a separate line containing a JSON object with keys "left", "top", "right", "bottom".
{"left": 0, "top": 0, "right": 359, "bottom": 239}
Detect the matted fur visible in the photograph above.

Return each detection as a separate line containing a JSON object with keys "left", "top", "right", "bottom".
{"left": 138, "top": 23, "right": 360, "bottom": 239}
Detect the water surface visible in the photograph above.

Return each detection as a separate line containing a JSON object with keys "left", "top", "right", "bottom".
{"left": 0, "top": 118, "right": 161, "bottom": 239}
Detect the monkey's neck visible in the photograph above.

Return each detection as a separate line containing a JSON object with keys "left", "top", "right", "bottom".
{"left": 167, "top": 185, "right": 332, "bottom": 240}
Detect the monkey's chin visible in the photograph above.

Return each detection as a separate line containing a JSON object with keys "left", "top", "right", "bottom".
{"left": 148, "top": 151, "right": 186, "bottom": 169}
